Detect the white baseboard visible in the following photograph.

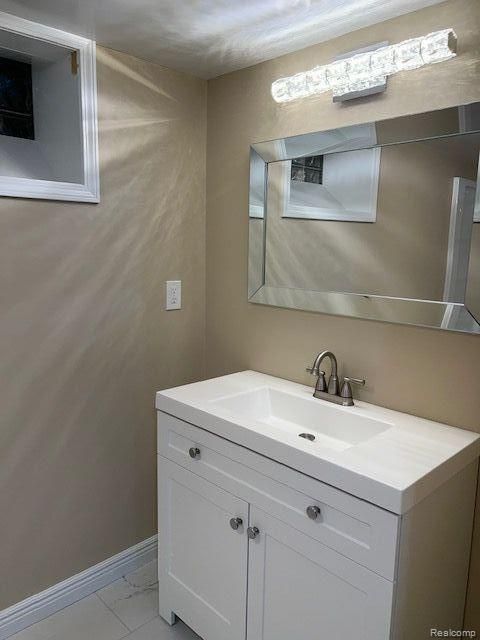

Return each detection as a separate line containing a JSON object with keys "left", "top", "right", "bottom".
{"left": 0, "top": 535, "right": 158, "bottom": 640}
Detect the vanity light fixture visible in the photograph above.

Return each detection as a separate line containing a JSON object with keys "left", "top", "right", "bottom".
{"left": 271, "top": 28, "right": 457, "bottom": 103}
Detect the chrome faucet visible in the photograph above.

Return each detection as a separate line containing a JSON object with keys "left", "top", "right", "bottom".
{"left": 306, "top": 350, "right": 365, "bottom": 407}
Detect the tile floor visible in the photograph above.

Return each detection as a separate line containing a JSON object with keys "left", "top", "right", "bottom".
{"left": 9, "top": 561, "right": 201, "bottom": 640}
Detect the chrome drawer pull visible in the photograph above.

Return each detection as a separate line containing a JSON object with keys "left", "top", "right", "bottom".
{"left": 230, "top": 517, "right": 243, "bottom": 531}
{"left": 306, "top": 505, "right": 321, "bottom": 520}
{"left": 247, "top": 526, "right": 260, "bottom": 540}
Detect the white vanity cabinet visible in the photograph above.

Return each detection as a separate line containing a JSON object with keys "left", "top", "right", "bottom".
{"left": 245, "top": 506, "right": 393, "bottom": 640}
{"left": 157, "top": 409, "right": 478, "bottom": 640}
{"left": 158, "top": 458, "right": 248, "bottom": 640}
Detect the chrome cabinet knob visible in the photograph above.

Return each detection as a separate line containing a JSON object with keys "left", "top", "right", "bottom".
{"left": 306, "top": 505, "right": 321, "bottom": 520}
{"left": 247, "top": 526, "right": 260, "bottom": 540}
{"left": 188, "top": 447, "right": 200, "bottom": 459}
{"left": 230, "top": 517, "right": 243, "bottom": 531}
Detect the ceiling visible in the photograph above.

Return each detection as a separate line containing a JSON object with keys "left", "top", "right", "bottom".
{"left": 0, "top": 0, "right": 446, "bottom": 78}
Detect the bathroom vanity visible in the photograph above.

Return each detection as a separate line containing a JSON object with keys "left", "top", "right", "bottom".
{"left": 156, "top": 371, "right": 480, "bottom": 640}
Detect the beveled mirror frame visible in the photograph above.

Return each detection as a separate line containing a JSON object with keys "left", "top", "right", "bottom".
{"left": 248, "top": 102, "right": 480, "bottom": 334}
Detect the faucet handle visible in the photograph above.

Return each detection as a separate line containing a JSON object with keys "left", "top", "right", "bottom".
{"left": 343, "top": 377, "right": 365, "bottom": 386}
{"left": 340, "top": 377, "right": 365, "bottom": 405}
{"left": 306, "top": 366, "right": 325, "bottom": 376}
{"left": 316, "top": 371, "right": 327, "bottom": 393}
{"left": 306, "top": 367, "right": 327, "bottom": 393}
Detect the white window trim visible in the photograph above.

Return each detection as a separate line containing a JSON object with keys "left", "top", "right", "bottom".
{"left": 281, "top": 147, "right": 380, "bottom": 223}
{"left": 0, "top": 11, "right": 99, "bottom": 203}
{"left": 249, "top": 204, "right": 264, "bottom": 219}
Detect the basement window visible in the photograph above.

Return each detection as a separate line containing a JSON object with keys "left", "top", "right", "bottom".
{"left": 0, "top": 14, "right": 99, "bottom": 202}
{"left": 291, "top": 155, "right": 324, "bottom": 184}
{"left": 0, "top": 56, "right": 34, "bottom": 139}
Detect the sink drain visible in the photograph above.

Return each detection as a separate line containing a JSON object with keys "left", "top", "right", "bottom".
{"left": 299, "top": 432, "right": 316, "bottom": 442}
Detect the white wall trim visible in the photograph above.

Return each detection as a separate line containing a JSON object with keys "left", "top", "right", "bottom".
{"left": 0, "top": 535, "right": 157, "bottom": 640}
{"left": 0, "top": 11, "right": 100, "bottom": 203}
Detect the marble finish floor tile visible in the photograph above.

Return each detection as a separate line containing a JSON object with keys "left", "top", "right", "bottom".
{"left": 97, "top": 560, "right": 159, "bottom": 631}
{"left": 8, "top": 594, "right": 129, "bottom": 640}
{"left": 124, "top": 616, "right": 201, "bottom": 640}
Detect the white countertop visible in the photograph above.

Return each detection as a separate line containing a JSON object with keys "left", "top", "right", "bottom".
{"left": 156, "top": 371, "right": 480, "bottom": 514}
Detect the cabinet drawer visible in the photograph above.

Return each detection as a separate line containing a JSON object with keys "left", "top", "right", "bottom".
{"left": 158, "top": 412, "right": 399, "bottom": 580}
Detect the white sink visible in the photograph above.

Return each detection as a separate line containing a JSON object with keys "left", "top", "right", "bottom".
{"left": 212, "top": 386, "right": 392, "bottom": 451}
{"left": 156, "top": 370, "right": 480, "bottom": 513}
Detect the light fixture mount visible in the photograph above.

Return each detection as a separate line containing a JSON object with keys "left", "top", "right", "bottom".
{"left": 332, "top": 41, "right": 389, "bottom": 102}
{"left": 271, "top": 28, "right": 457, "bottom": 104}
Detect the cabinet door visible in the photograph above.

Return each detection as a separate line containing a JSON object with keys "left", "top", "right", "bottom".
{"left": 158, "top": 457, "right": 249, "bottom": 640}
{"left": 247, "top": 507, "right": 394, "bottom": 640}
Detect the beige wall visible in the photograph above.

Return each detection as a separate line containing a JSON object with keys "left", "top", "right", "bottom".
{"left": 206, "top": 0, "right": 480, "bottom": 631}
{"left": 1, "top": 0, "right": 479, "bottom": 626}
{"left": 0, "top": 47, "right": 206, "bottom": 609}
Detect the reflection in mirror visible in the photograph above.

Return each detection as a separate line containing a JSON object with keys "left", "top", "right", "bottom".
{"left": 249, "top": 149, "right": 265, "bottom": 297}
{"left": 249, "top": 103, "right": 480, "bottom": 333}
{"left": 271, "top": 124, "right": 380, "bottom": 223}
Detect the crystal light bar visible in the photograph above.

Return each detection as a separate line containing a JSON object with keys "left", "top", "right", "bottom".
{"left": 271, "top": 28, "right": 457, "bottom": 103}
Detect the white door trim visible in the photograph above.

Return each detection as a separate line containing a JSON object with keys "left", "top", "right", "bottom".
{"left": 0, "top": 535, "right": 157, "bottom": 639}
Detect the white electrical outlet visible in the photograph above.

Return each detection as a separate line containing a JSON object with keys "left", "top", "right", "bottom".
{"left": 166, "top": 280, "right": 182, "bottom": 310}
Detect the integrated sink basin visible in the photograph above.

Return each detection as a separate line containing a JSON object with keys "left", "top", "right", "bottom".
{"left": 212, "top": 386, "right": 392, "bottom": 451}
{"left": 156, "top": 370, "right": 480, "bottom": 513}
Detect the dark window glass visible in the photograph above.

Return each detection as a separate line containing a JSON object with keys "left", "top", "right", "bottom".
{"left": 0, "top": 57, "right": 34, "bottom": 140}
{"left": 291, "top": 155, "right": 323, "bottom": 184}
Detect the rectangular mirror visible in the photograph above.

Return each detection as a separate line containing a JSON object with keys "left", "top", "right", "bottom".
{"left": 249, "top": 102, "right": 480, "bottom": 333}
